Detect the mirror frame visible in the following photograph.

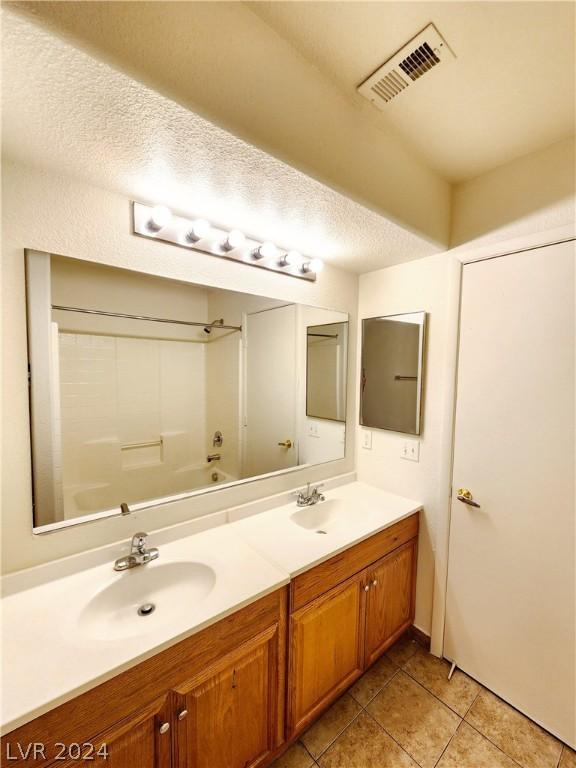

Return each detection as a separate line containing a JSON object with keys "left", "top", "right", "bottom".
{"left": 359, "top": 311, "right": 427, "bottom": 436}
{"left": 25, "top": 250, "right": 350, "bottom": 534}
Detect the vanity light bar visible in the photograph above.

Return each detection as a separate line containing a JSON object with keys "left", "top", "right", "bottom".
{"left": 132, "top": 202, "right": 323, "bottom": 282}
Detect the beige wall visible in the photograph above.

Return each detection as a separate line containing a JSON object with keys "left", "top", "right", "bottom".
{"left": 451, "top": 137, "right": 576, "bottom": 247}
{"left": 357, "top": 253, "right": 461, "bottom": 634}
{"left": 1, "top": 159, "right": 358, "bottom": 574}
{"left": 356, "top": 138, "right": 576, "bottom": 635}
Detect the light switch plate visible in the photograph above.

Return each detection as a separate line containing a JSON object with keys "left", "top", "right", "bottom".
{"left": 361, "top": 430, "right": 372, "bottom": 450}
{"left": 401, "top": 439, "right": 420, "bottom": 462}
{"left": 307, "top": 422, "right": 320, "bottom": 438}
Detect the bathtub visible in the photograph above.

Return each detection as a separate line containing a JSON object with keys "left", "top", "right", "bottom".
{"left": 65, "top": 463, "right": 236, "bottom": 517}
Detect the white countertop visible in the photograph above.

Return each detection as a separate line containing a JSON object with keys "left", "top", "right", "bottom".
{"left": 233, "top": 482, "right": 422, "bottom": 577}
{"left": 1, "top": 481, "right": 421, "bottom": 734}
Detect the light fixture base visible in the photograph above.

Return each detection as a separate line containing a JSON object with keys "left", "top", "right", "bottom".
{"left": 132, "top": 202, "right": 317, "bottom": 282}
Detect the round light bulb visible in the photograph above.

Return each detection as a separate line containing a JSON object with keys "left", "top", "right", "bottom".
{"left": 302, "top": 258, "right": 324, "bottom": 274}
{"left": 148, "top": 205, "right": 172, "bottom": 232}
{"left": 281, "top": 250, "right": 304, "bottom": 267}
{"left": 222, "top": 230, "right": 246, "bottom": 251}
{"left": 185, "top": 219, "right": 211, "bottom": 243}
{"left": 253, "top": 241, "right": 278, "bottom": 260}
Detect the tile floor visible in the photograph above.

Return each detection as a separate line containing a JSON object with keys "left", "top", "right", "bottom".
{"left": 272, "top": 631, "right": 575, "bottom": 768}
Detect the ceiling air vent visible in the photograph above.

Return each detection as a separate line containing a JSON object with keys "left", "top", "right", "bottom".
{"left": 357, "top": 23, "right": 455, "bottom": 108}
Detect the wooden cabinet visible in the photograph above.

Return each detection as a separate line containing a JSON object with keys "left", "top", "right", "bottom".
{"left": 287, "top": 513, "right": 419, "bottom": 737}
{"left": 174, "top": 625, "right": 283, "bottom": 768}
{"left": 1, "top": 589, "right": 287, "bottom": 768}
{"left": 2, "top": 514, "right": 419, "bottom": 768}
{"left": 288, "top": 573, "right": 365, "bottom": 734}
{"left": 33, "top": 696, "right": 172, "bottom": 768}
{"left": 364, "top": 539, "right": 417, "bottom": 667}
{"left": 87, "top": 695, "right": 172, "bottom": 768}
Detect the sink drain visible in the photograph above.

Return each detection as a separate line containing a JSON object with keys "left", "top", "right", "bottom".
{"left": 137, "top": 603, "right": 156, "bottom": 617}
{"left": 316, "top": 530, "right": 328, "bottom": 535}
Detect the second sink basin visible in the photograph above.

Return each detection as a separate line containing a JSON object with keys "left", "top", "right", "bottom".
{"left": 77, "top": 561, "right": 216, "bottom": 642}
{"left": 290, "top": 499, "right": 377, "bottom": 535}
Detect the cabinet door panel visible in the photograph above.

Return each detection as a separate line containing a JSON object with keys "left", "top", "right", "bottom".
{"left": 288, "top": 573, "right": 365, "bottom": 736}
{"left": 175, "top": 625, "right": 281, "bottom": 768}
{"left": 365, "top": 539, "right": 417, "bottom": 667}
{"left": 47, "top": 695, "right": 172, "bottom": 768}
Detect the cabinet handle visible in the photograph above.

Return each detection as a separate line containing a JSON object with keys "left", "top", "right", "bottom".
{"left": 372, "top": 579, "right": 378, "bottom": 587}
{"left": 364, "top": 584, "right": 370, "bottom": 592}
{"left": 178, "top": 709, "right": 188, "bottom": 721}
{"left": 159, "top": 722, "right": 170, "bottom": 734}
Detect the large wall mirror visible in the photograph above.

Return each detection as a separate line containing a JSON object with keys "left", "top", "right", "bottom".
{"left": 26, "top": 251, "right": 349, "bottom": 532}
{"left": 360, "top": 312, "right": 426, "bottom": 435}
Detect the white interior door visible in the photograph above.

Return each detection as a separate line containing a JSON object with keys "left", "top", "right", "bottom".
{"left": 243, "top": 304, "right": 298, "bottom": 477}
{"left": 445, "top": 241, "right": 575, "bottom": 746}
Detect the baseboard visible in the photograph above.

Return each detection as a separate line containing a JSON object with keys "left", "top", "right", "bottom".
{"left": 410, "top": 624, "right": 431, "bottom": 650}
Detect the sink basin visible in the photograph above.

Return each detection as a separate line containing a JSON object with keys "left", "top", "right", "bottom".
{"left": 290, "top": 499, "right": 377, "bottom": 534}
{"left": 77, "top": 561, "right": 216, "bottom": 641}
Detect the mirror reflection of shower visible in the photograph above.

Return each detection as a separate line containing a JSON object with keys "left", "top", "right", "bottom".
{"left": 26, "top": 253, "right": 349, "bottom": 531}
{"left": 203, "top": 318, "right": 224, "bottom": 335}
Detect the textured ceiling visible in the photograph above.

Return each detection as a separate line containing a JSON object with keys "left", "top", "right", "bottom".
{"left": 4, "top": 0, "right": 451, "bottom": 250}
{"left": 1, "top": 8, "right": 440, "bottom": 274}
{"left": 249, "top": 1, "right": 575, "bottom": 182}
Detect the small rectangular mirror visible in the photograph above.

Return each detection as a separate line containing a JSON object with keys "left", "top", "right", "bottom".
{"left": 360, "top": 312, "right": 426, "bottom": 435}
{"left": 306, "top": 322, "right": 348, "bottom": 422}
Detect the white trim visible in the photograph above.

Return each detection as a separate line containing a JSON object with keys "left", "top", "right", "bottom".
{"left": 430, "top": 257, "right": 462, "bottom": 656}
{"left": 430, "top": 226, "right": 575, "bottom": 659}
{"left": 449, "top": 224, "right": 575, "bottom": 265}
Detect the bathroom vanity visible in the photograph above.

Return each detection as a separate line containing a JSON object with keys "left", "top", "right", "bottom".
{"left": 0, "top": 485, "right": 420, "bottom": 768}
{"left": 287, "top": 513, "right": 418, "bottom": 736}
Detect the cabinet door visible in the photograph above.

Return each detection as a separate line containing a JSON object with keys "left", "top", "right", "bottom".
{"left": 174, "top": 624, "right": 282, "bottom": 768}
{"left": 288, "top": 572, "right": 365, "bottom": 736}
{"left": 364, "top": 539, "right": 417, "bottom": 667}
{"left": 46, "top": 695, "right": 172, "bottom": 768}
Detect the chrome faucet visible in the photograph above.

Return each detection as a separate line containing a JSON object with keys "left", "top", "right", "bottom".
{"left": 295, "top": 483, "right": 325, "bottom": 507}
{"left": 207, "top": 453, "right": 221, "bottom": 463}
{"left": 114, "top": 532, "right": 159, "bottom": 571}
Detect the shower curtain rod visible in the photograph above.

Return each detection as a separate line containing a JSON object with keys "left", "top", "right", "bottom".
{"left": 51, "top": 305, "right": 242, "bottom": 332}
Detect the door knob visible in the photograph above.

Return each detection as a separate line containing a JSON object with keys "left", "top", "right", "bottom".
{"left": 178, "top": 709, "right": 188, "bottom": 721}
{"left": 364, "top": 584, "right": 370, "bottom": 592}
{"left": 371, "top": 579, "right": 378, "bottom": 587}
{"left": 159, "top": 722, "right": 170, "bottom": 734}
{"left": 456, "top": 489, "right": 481, "bottom": 508}
{"left": 278, "top": 439, "right": 293, "bottom": 448}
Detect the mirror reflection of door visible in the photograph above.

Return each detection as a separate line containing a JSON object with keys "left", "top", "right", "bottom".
{"left": 243, "top": 305, "right": 298, "bottom": 477}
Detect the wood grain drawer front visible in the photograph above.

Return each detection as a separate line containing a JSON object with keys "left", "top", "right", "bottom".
{"left": 291, "top": 513, "right": 419, "bottom": 612}
{"left": 364, "top": 539, "right": 418, "bottom": 668}
{"left": 174, "top": 624, "right": 282, "bottom": 768}
{"left": 288, "top": 572, "right": 365, "bottom": 736}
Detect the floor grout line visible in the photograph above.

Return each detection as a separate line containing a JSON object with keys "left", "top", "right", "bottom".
{"left": 309, "top": 706, "right": 364, "bottom": 761}
{"left": 462, "top": 719, "right": 529, "bottom": 768}
{"left": 362, "top": 706, "right": 427, "bottom": 767}
{"left": 432, "top": 718, "right": 462, "bottom": 767}
{"left": 392, "top": 665, "right": 466, "bottom": 722}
